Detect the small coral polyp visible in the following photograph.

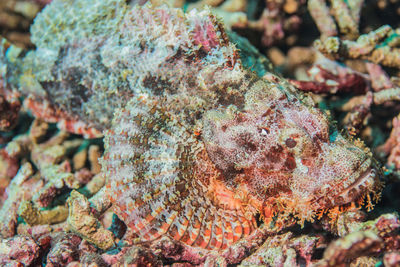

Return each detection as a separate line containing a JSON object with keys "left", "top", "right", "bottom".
{"left": 1, "top": 0, "right": 382, "bottom": 251}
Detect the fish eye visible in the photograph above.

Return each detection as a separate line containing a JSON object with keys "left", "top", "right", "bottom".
{"left": 285, "top": 138, "right": 297, "bottom": 148}
{"left": 259, "top": 127, "right": 270, "bottom": 136}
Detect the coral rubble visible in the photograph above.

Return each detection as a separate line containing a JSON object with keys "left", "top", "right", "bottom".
{"left": 0, "top": 0, "right": 399, "bottom": 265}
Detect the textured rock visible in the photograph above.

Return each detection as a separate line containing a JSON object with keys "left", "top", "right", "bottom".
{"left": 0, "top": 235, "right": 40, "bottom": 266}
{"left": 67, "top": 190, "right": 115, "bottom": 250}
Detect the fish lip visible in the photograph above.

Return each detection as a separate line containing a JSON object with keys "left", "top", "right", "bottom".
{"left": 312, "top": 157, "right": 381, "bottom": 209}
{"left": 332, "top": 165, "right": 376, "bottom": 206}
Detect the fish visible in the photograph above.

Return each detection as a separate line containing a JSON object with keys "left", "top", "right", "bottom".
{"left": 0, "top": 0, "right": 382, "bottom": 250}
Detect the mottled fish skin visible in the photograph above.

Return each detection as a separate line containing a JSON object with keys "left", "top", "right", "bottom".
{"left": 1, "top": 0, "right": 382, "bottom": 250}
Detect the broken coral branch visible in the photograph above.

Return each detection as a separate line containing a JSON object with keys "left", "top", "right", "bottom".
{"left": 315, "top": 25, "right": 400, "bottom": 69}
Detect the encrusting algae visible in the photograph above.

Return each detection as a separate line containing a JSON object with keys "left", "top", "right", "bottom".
{"left": 0, "top": 0, "right": 384, "bottom": 252}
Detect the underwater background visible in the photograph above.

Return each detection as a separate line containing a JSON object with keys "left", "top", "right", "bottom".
{"left": 0, "top": 0, "right": 400, "bottom": 266}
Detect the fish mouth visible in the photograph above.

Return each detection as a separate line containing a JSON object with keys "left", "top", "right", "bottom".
{"left": 313, "top": 157, "right": 382, "bottom": 209}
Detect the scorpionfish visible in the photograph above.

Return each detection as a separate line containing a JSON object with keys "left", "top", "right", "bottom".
{"left": 0, "top": 0, "right": 382, "bottom": 250}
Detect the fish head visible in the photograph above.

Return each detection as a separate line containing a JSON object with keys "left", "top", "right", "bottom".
{"left": 202, "top": 78, "right": 382, "bottom": 223}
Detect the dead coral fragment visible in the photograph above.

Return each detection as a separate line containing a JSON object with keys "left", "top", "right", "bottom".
{"left": 46, "top": 233, "right": 82, "bottom": 267}
{"left": 28, "top": 131, "right": 83, "bottom": 207}
{"left": 246, "top": 0, "right": 304, "bottom": 46}
{"left": 289, "top": 56, "right": 368, "bottom": 94}
{"left": 67, "top": 190, "right": 115, "bottom": 250}
{"left": 0, "top": 81, "right": 20, "bottom": 131}
{"left": 33, "top": 160, "right": 80, "bottom": 207}
{"left": 308, "top": 0, "right": 338, "bottom": 37}
{"left": 0, "top": 148, "right": 18, "bottom": 197}
{"left": 319, "top": 231, "right": 381, "bottom": 267}
{"left": 240, "top": 232, "right": 319, "bottom": 266}
{"left": 0, "top": 235, "right": 40, "bottom": 266}
{"left": 0, "top": 163, "right": 42, "bottom": 238}
{"left": 18, "top": 201, "right": 68, "bottom": 226}
{"left": 88, "top": 145, "right": 102, "bottom": 174}
{"left": 102, "top": 245, "right": 162, "bottom": 266}
{"left": 329, "top": 0, "right": 360, "bottom": 37}
{"left": 381, "top": 113, "right": 400, "bottom": 169}
{"left": 308, "top": 0, "right": 363, "bottom": 39}
{"left": 317, "top": 213, "right": 400, "bottom": 266}
{"left": 315, "top": 25, "right": 400, "bottom": 68}
{"left": 29, "top": 119, "right": 49, "bottom": 144}
{"left": 0, "top": 0, "right": 45, "bottom": 48}
{"left": 333, "top": 210, "right": 367, "bottom": 237}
